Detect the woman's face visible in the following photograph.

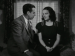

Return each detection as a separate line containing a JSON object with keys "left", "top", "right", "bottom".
{"left": 42, "top": 9, "right": 50, "bottom": 21}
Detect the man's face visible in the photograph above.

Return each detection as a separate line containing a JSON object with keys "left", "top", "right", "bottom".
{"left": 28, "top": 8, "right": 35, "bottom": 20}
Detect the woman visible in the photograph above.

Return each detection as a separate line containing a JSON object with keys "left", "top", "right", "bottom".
{"left": 36, "top": 7, "right": 63, "bottom": 56}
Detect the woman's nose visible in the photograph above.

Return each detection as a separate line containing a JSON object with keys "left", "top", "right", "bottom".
{"left": 43, "top": 14, "right": 45, "bottom": 17}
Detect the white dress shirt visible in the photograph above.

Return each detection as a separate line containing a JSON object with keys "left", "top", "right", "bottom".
{"left": 23, "top": 15, "right": 32, "bottom": 29}
{"left": 23, "top": 15, "right": 29, "bottom": 53}
{"left": 23, "top": 15, "right": 28, "bottom": 25}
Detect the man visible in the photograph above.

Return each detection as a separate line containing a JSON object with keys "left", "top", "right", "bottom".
{"left": 7, "top": 3, "right": 40, "bottom": 56}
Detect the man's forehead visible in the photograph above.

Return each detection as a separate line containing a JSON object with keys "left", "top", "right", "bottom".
{"left": 32, "top": 8, "right": 35, "bottom": 11}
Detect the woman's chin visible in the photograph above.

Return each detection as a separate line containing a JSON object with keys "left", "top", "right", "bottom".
{"left": 45, "top": 19, "right": 49, "bottom": 21}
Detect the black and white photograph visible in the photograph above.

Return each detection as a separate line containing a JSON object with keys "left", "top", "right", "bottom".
{"left": 0, "top": 0, "right": 75, "bottom": 56}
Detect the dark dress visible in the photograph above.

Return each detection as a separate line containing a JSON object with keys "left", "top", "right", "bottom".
{"left": 36, "top": 22, "right": 63, "bottom": 56}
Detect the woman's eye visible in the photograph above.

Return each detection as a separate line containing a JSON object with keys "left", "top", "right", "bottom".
{"left": 45, "top": 13, "right": 48, "bottom": 14}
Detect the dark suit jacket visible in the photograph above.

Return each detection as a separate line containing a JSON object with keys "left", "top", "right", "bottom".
{"left": 7, "top": 15, "right": 34, "bottom": 53}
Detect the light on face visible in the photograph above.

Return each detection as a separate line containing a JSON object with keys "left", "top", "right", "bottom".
{"left": 42, "top": 10, "right": 50, "bottom": 20}
{"left": 29, "top": 8, "right": 36, "bottom": 20}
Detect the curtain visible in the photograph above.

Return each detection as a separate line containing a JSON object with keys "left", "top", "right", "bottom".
{"left": 59, "top": 0, "right": 71, "bottom": 52}
{"left": 4, "top": 0, "right": 14, "bottom": 44}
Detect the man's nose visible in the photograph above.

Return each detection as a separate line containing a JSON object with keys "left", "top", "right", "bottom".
{"left": 34, "top": 14, "right": 36, "bottom": 16}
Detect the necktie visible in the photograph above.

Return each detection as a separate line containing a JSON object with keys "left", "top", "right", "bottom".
{"left": 28, "top": 21, "right": 31, "bottom": 34}
{"left": 27, "top": 21, "right": 33, "bottom": 43}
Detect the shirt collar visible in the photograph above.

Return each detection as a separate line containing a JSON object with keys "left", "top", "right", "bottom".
{"left": 23, "top": 15, "right": 28, "bottom": 25}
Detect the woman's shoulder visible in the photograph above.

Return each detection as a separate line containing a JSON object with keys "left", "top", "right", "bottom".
{"left": 37, "top": 22, "right": 42, "bottom": 25}
{"left": 36, "top": 22, "right": 43, "bottom": 29}
{"left": 36, "top": 22, "right": 42, "bottom": 26}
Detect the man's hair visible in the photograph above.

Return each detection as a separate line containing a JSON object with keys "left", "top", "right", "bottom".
{"left": 23, "top": 3, "right": 35, "bottom": 15}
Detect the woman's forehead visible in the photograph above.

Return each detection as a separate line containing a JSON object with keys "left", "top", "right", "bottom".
{"left": 43, "top": 10, "right": 49, "bottom": 13}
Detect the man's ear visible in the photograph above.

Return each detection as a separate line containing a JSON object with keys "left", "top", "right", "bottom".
{"left": 27, "top": 11, "right": 30, "bottom": 15}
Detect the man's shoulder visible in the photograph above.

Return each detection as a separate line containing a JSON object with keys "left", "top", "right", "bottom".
{"left": 12, "top": 15, "right": 23, "bottom": 24}
{"left": 15, "top": 15, "right": 23, "bottom": 20}
{"left": 14, "top": 15, "right": 23, "bottom": 22}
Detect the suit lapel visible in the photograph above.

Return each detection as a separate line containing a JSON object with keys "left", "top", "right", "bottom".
{"left": 20, "top": 15, "right": 30, "bottom": 35}
{"left": 20, "top": 15, "right": 34, "bottom": 41}
{"left": 29, "top": 25, "right": 34, "bottom": 38}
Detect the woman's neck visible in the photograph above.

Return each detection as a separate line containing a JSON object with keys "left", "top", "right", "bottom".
{"left": 45, "top": 20, "right": 53, "bottom": 26}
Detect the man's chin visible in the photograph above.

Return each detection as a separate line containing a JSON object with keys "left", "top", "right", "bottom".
{"left": 29, "top": 18, "right": 33, "bottom": 20}
{"left": 30, "top": 18, "right": 34, "bottom": 20}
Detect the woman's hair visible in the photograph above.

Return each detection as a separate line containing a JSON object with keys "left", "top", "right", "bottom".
{"left": 42, "top": 7, "right": 56, "bottom": 22}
